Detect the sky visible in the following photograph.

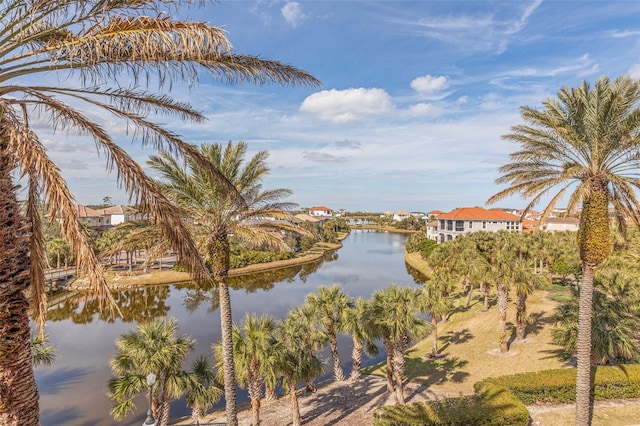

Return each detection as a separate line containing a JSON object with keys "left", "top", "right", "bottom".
{"left": 36, "top": 0, "right": 640, "bottom": 213}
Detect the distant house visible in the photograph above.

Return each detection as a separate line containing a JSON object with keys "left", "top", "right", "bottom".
{"left": 393, "top": 210, "right": 410, "bottom": 221}
{"left": 426, "top": 220, "right": 439, "bottom": 241}
{"left": 427, "top": 210, "right": 445, "bottom": 219}
{"left": 541, "top": 217, "right": 580, "bottom": 232}
{"left": 73, "top": 204, "right": 138, "bottom": 230}
{"left": 309, "top": 206, "right": 333, "bottom": 217}
{"left": 435, "top": 207, "right": 522, "bottom": 243}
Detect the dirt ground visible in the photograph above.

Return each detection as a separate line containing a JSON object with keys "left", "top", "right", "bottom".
{"left": 172, "top": 375, "right": 451, "bottom": 426}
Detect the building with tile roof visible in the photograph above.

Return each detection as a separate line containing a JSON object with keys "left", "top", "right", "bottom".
{"left": 435, "top": 207, "right": 522, "bottom": 242}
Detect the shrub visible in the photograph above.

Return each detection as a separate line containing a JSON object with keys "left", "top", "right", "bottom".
{"left": 373, "top": 382, "right": 528, "bottom": 426}
{"left": 483, "top": 364, "right": 640, "bottom": 405}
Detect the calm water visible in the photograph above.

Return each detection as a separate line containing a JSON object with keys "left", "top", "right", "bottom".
{"left": 37, "top": 230, "right": 426, "bottom": 425}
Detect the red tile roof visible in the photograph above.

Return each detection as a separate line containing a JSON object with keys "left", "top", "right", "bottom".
{"left": 309, "top": 206, "right": 332, "bottom": 211}
{"left": 438, "top": 207, "right": 522, "bottom": 221}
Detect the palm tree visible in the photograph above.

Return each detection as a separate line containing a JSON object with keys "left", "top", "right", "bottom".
{"left": 419, "top": 275, "right": 455, "bottom": 358}
{"left": 371, "top": 285, "right": 431, "bottom": 404}
{"left": 0, "top": 1, "right": 319, "bottom": 423}
{"left": 488, "top": 76, "right": 640, "bottom": 424}
{"left": 30, "top": 334, "right": 56, "bottom": 368}
{"left": 149, "top": 141, "right": 304, "bottom": 423}
{"left": 275, "top": 313, "right": 324, "bottom": 426}
{"left": 553, "top": 270, "right": 640, "bottom": 365}
{"left": 183, "top": 355, "right": 222, "bottom": 426}
{"left": 343, "top": 297, "right": 378, "bottom": 381}
{"left": 304, "top": 284, "right": 354, "bottom": 381}
{"left": 108, "top": 318, "right": 210, "bottom": 426}
{"left": 218, "top": 314, "right": 279, "bottom": 426}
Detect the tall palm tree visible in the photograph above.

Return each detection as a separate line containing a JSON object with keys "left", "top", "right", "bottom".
{"left": 149, "top": 141, "right": 303, "bottom": 423}
{"left": 488, "top": 76, "right": 640, "bottom": 424}
{"left": 304, "top": 284, "right": 354, "bottom": 381}
{"left": 371, "top": 285, "right": 431, "bottom": 404}
{"left": 0, "top": 1, "right": 319, "bottom": 423}
{"left": 108, "top": 318, "right": 216, "bottom": 426}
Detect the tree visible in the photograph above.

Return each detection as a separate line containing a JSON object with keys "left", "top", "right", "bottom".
{"left": 371, "top": 285, "right": 431, "bottom": 404}
{"left": 108, "top": 318, "right": 218, "bottom": 426}
{"left": 304, "top": 284, "right": 354, "bottom": 381}
{"left": 553, "top": 270, "right": 640, "bottom": 365}
{"left": 343, "top": 297, "right": 378, "bottom": 381}
{"left": 0, "top": 1, "right": 319, "bottom": 424}
{"left": 30, "top": 334, "right": 56, "bottom": 368}
{"left": 488, "top": 76, "right": 640, "bottom": 425}
{"left": 419, "top": 275, "right": 455, "bottom": 358}
{"left": 275, "top": 313, "right": 324, "bottom": 426}
{"left": 183, "top": 355, "right": 222, "bottom": 426}
{"left": 217, "top": 314, "right": 279, "bottom": 426}
{"left": 149, "top": 141, "right": 304, "bottom": 423}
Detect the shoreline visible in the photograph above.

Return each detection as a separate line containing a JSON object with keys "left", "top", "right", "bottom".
{"left": 68, "top": 233, "right": 350, "bottom": 291}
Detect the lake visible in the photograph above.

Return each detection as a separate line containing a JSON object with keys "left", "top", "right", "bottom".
{"left": 36, "top": 229, "right": 426, "bottom": 425}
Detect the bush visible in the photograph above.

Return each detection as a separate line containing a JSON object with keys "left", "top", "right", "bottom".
{"left": 229, "top": 250, "right": 294, "bottom": 269}
{"left": 483, "top": 364, "right": 640, "bottom": 405}
{"left": 406, "top": 234, "right": 437, "bottom": 258}
{"left": 373, "top": 382, "right": 528, "bottom": 426}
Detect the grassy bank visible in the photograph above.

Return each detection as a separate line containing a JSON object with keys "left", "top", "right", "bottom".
{"left": 70, "top": 238, "right": 345, "bottom": 290}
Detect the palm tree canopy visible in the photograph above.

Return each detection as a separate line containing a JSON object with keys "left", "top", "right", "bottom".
{"left": 488, "top": 76, "right": 640, "bottom": 240}
{"left": 148, "top": 141, "right": 302, "bottom": 259}
{"left": 0, "top": 0, "right": 320, "bottom": 327}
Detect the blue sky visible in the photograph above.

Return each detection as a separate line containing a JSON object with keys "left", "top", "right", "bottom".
{"left": 42, "top": 1, "right": 640, "bottom": 213}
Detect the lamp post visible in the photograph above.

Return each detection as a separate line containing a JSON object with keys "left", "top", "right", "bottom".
{"left": 142, "top": 373, "right": 157, "bottom": 426}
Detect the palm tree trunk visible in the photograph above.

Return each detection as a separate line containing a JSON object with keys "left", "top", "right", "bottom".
{"left": 350, "top": 337, "right": 363, "bottom": 381}
{"left": 465, "top": 281, "right": 474, "bottom": 308}
{"left": 210, "top": 238, "right": 238, "bottom": 426}
{"left": 158, "top": 399, "right": 171, "bottom": 426}
{"left": 516, "top": 294, "right": 527, "bottom": 341}
{"left": 265, "top": 383, "right": 277, "bottom": 402}
{"left": 383, "top": 337, "right": 394, "bottom": 393}
{"left": 329, "top": 334, "right": 345, "bottom": 381}
{"left": 431, "top": 316, "right": 439, "bottom": 357}
{"left": 0, "top": 159, "right": 40, "bottom": 426}
{"left": 483, "top": 283, "right": 490, "bottom": 311}
{"left": 392, "top": 341, "right": 406, "bottom": 404}
{"left": 248, "top": 370, "right": 262, "bottom": 426}
{"left": 498, "top": 284, "right": 508, "bottom": 352}
{"left": 576, "top": 262, "right": 595, "bottom": 425}
{"left": 289, "top": 381, "right": 301, "bottom": 426}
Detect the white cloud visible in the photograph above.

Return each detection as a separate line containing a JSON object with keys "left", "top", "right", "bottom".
{"left": 629, "top": 64, "right": 640, "bottom": 79}
{"left": 410, "top": 75, "right": 448, "bottom": 94}
{"left": 457, "top": 96, "right": 468, "bottom": 104}
{"left": 300, "top": 88, "right": 394, "bottom": 123}
{"left": 408, "top": 103, "right": 440, "bottom": 117}
{"left": 281, "top": 2, "right": 306, "bottom": 28}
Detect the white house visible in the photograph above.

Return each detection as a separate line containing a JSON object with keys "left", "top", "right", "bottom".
{"left": 308, "top": 206, "right": 333, "bottom": 217}
{"left": 541, "top": 217, "right": 580, "bottom": 232}
{"left": 73, "top": 204, "right": 137, "bottom": 229}
{"left": 393, "top": 210, "right": 410, "bottom": 221}
{"left": 435, "top": 207, "right": 522, "bottom": 243}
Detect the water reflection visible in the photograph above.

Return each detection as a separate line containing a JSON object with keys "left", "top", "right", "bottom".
{"left": 37, "top": 230, "right": 426, "bottom": 426}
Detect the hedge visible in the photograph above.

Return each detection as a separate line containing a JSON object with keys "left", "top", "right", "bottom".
{"left": 373, "top": 365, "right": 640, "bottom": 425}
{"left": 372, "top": 382, "right": 529, "bottom": 426}
{"left": 483, "top": 364, "right": 640, "bottom": 405}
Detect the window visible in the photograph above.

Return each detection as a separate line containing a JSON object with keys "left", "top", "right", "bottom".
{"left": 482, "top": 221, "right": 487, "bottom": 229}
{"left": 455, "top": 220, "right": 464, "bottom": 231}
{"left": 440, "top": 220, "right": 445, "bottom": 229}
{"left": 447, "top": 220, "right": 453, "bottom": 231}
{"left": 468, "top": 221, "right": 473, "bottom": 229}
{"left": 506, "top": 221, "right": 519, "bottom": 230}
